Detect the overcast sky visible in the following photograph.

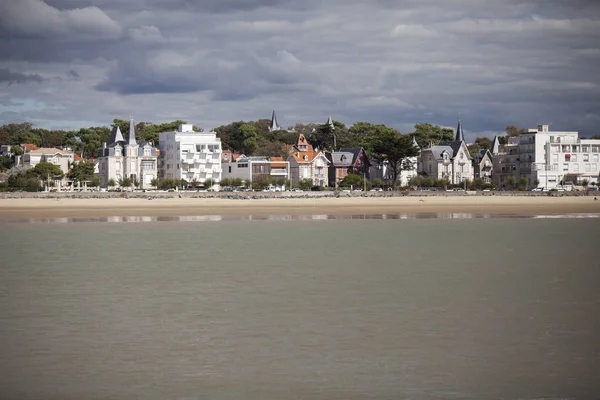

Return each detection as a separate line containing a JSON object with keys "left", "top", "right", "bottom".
{"left": 1, "top": 0, "right": 599, "bottom": 139}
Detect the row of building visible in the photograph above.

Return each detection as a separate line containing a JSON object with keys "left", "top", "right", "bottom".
{"left": 6, "top": 115, "right": 600, "bottom": 191}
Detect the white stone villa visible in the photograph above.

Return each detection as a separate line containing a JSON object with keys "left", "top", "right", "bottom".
{"left": 158, "top": 124, "right": 222, "bottom": 188}
{"left": 287, "top": 133, "right": 329, "bottom": 187}
{"left": 418, "top": 120, "right": 474, "bottom": 184}
{"left": 516, "top": 124, "right": 600, "bottom": 189}
{"left": 97, "top": 119, "right": 159, "bottom": 189}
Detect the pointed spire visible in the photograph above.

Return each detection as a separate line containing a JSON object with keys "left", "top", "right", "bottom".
{"left": 128, "top": 117, "right": 137, "bottom": 145}
{"left": 455, "top": 118, "right": 465, "bottom": 142}
{"left": 491, "top": 136, "right": 500, "bottom": 154}
{"left": 268, "top": 110, "right": 280, "bottom": 131}
{"left": 412, "top": 135, "right": 420, "bottom": 149}
{"left": 326, "top": 116, "right": 334, "bottom": 130}
{"left": 109, "top": 125, "right": 124, "bottom": 144}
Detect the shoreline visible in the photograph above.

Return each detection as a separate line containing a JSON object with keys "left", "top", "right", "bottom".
{"left": 1, "top": 196, "right": 598, "bottom": 219}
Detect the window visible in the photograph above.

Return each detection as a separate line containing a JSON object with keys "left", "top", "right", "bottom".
{"left": 592, "top": 163, "right": 598, "bottom": 171}
{"left": 177, "top": 164, "right": 180, "bottom": 169}
{"left": 571, "top": 154, "right": 577, "bottom": 162}
{"left": 585, "top": 164, "right": 591, "bottom": 172}
{"left": 115, "top": 148, "right": 121, "bottom": 156}
{"left": 572, "top": 164, "right": 579, "bottom": 172}
{"left": 565, "top": 154, "right": 571, "bottom": 162}
{"left": 562, "top": 163, "right": 569, "bottom": 171}
{"left": 238, "top": 163, "right": 248, "bottom": 168}
{"left": 593, "top": 154, "right": 599, "bottom": 163}
{"left": 228, "top": 166, "right": 232, "bottom": 173}
{"left": 144, "top": 148, "right": 150, "bottom": 156}
{"left": 583, "top": 154, "right": 589, "bottom": 162}
{"left": 196, "top": 144, "right": 206, "bottom": 152}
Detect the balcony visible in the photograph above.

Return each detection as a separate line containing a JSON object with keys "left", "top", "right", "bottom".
{"left": 270, "top": 169, "right": 288, "bottom": 176}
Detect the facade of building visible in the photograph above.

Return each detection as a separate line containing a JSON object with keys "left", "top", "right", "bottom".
{"left": 287, "top": 133, "right": 329, "bottom": 187}
{"left": 221, "top": 156, "right": 290, "bottom": 184}
{"left": 518, "top": 124, "right": 600, "bottom": 189}
{"left": 97, "top": 119, "right": 159, "bottom": 188}
{"left": 418, "top": 120, "right": 473, "bottom": 184}
{"left": 158, "top": 124, "right": 222, "bottom": 187}
{"left": 491, "top": 135, "right": 520, "bottom": 189}
{"left": 472, "top": 149, "right": 494, "bottom": 183}
{"left": 21, "top": 147, "right": 75, "bottom": 174}
{"left": 327, "top": 147, "right": 371, "bottom": 186}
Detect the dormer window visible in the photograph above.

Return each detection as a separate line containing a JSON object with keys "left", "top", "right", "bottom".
{"left": 303, "top": 155, "right": 308, "bottom": 161}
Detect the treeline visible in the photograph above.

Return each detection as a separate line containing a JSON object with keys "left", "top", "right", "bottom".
{"left": 0, "top": 119, "right": 194, "bottom": 159}
{"left": 1, "top": 118, "right": 520, "bottom": 163}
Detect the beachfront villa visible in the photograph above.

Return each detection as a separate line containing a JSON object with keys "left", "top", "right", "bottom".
{"left": 327, "top": 147, "right": 371, "bottom": 187}
{"left": 418, "top": 119, "right": 474, "bottom": 184}
{"left": 516, "top": 124, "right": 600, "bottom": 189}
{"left": 287, "top": 133, "right": 329, "bottom": 187}
{"left": 158, "top": 124, "right": 222, "bottom": 188}
{"left": 19, "top": 145, "right": 76, "bottom": 174}
{"left": 221, "top": 155, "right": 290, "bottom": 185}
{"left": 472, "top": 149, "right": 494, "bottom": 183}
{"left": 97, "top": 119, "right": 159, "bottom": 189}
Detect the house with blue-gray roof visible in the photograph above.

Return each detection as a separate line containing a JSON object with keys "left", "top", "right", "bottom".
{"left": 418, "top": 119, "right": 474, "bottom": 184}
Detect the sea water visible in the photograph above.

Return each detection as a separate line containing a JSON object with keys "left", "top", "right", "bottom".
{"left": 0, "top": 216, "right": 598, "bottom": 399}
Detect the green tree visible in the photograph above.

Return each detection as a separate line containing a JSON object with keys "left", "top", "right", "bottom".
{"left": 67, "top": 161, "right": 94, "bottom": 186}
{"left": 371, "top": 130, "right": 419, "bottom": 186}
{"left": 118, "top": 177, "right": 133, "bottom": 190}
{"left": 27, "top": 162, "right": 64, "bottom": 180}
{"left": 410, "top": 123, "right": 454, "bottom": 148}
{"left": 239, "top": 124, "right": 259, "bottom": 155}
{"left": 204, "top": 178, "right": 215, "bottom": 190}
{"left": 7, "top": 172, "right": 42, "bottom": 192}
{"left": 298, "top": 178, "right": 313, "bottom": 190}
{"left": 150, "top": 178, "right": 158, "bottom": 187}
{"left": 90, "top": 176, "right": 101, "bottom": 188}
{"left": 340, "top": 173, "right": 362, "bottom": 188}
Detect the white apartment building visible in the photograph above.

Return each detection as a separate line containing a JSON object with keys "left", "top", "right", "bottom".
{"left": 519, "top": 124, "right": 600, "bottom": 189}
{"left": 158, "top": 124, "right": 222, "bottom": 187}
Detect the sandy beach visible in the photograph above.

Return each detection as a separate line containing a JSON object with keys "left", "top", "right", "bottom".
{"left": 0, "top": 195, "right": 598, "bottom": 219}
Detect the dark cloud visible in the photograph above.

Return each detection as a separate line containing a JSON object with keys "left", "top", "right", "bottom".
{"left": 1, "top": 0, "right": 600, "bottom": 136}
{"left": 0, "top": 68, "right": 44, "bottom": 84}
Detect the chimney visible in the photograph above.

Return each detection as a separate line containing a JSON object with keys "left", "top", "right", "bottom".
{"left": 102, "top": 142, "right": 107, "bottom": 149}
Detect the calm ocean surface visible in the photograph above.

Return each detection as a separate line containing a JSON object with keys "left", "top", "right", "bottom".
{"left": 0, "top": 216, "right": 598, "bottom": 399}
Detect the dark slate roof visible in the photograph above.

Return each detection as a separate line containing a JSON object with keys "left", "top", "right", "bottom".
{"left": 425, "top": 145, "right": 454, "bottom": 160}
{"left": 338, "top": 147, "right": 366, "bottom": 166}
{"left": 328, "top": 151, "right": 354, "bottom": 167}
{"left": 269, "top": 110, "right": 280, "bottom": 131}
{"left": 128, "top": 118, "right": 137, "bottom": 145}
{"left": 109, "top": 126, "right": 124, "bottom": 144}
{"left": 438, "top": 141, "right": 463, "bottom": 158}
{"left": 455, "top": 119, "right": 465, "bottom": 142}
{"left": 473, "top": 149, "right": 492, "bottom": 164}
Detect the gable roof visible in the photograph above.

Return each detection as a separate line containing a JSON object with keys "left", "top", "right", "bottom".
{"left": 338, "top": 147, "right": 371, "bottom": 168}
{"left": 289, "top": 149, "right": 324, "bottom": 163}
{"left": 438, "top": 141, "right": 472, "bottom": 159}
{"left": 328, "top": 151, "right": 354, "bottom": 167}
{"left": 473, "top": 149, "right": 492, "bottom": 164}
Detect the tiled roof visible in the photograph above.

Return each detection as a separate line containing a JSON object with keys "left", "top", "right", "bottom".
{"left": 29, "top": 147, "right": 73, "bottom": 155}
{"left": 269, "top": 157, "right": 286, "bottom": 168}
{"left": 21, "top": 143, "right": 39, "bottom": 151}
{"left": 232, "top": 153, "right": 244, "bottom": 161}
{"left": 289, "top": 150, "right": 322, "bottom": 163}
{"left": 328, "top": 151, "right": 354, "bottom": 167}
{"left": 74, "top": 153, "right": 84, "bottom": 161}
